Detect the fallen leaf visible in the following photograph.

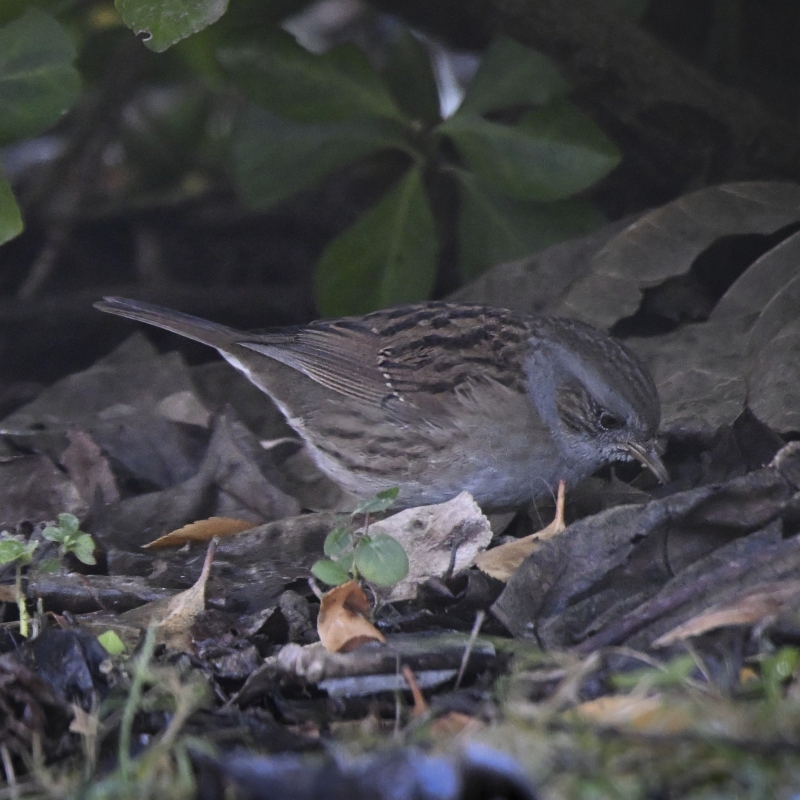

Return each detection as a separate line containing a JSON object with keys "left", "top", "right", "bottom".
{"left": 61, "top": 429, "right": 120, "bottom": 506}
{"left": 143, "top": 516, "right": 255, "bottom": 548}
{"left": 652, "top": 580, "right": 800, "bottom": 647}
{"left": 476, "top": 481, "right": 565, "bottom": 581}
{"left": 363, "top": 492, "right": 492, "bottom": 602}
{"left": 317, "top": 580, "right": 385, "bottom": 653}
{"left": 572, "top": 693, "right": 694, "bottom": 734}
{"left": 428, "top": 711, "right": 483, "bottom": 740}
{"left": 69, "top": 704, "right": 98, "bottom": 737}
{"left": 120, "top": 538, "right": 217, "bottom": 651}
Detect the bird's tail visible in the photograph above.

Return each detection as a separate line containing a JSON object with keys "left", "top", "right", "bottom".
{"left": 94, "top": 296, "right": 239, "bottom": 350}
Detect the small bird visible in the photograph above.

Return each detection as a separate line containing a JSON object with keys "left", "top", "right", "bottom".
{"left": 95, "top": 298, "right": 668, "bottom": 510}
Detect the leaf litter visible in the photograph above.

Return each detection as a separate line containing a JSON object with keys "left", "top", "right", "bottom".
{"left": 3, "top": 181, "right": 800, "bottom": 797}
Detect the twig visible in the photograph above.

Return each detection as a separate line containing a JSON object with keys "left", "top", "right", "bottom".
{"left": 455, "top": 610, "right": 486, "bottom": 689}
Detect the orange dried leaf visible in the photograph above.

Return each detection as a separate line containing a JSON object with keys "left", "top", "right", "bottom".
{"left": 573, "top": 694, "right": 694, "bottom": 734}
{"left": 143, "top": 517, "right": 255, "bottom": 549}
{"left": 428, "top": 711, "right": 482, "bottom": 740}
{"left": 653, "top": 580, "right": 800, "bottom": 647}
{"left": 476, "top": 480, "right": 566, "bottom": 581}
{"left": 317, "top": 580, "right": 386, "bottom": 653}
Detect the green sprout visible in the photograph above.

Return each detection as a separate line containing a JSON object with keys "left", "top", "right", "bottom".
{"left": 42, "top": 512, "right": 97, "bottom": 565}
{"left": 311, "top": 487, "right": 409, "bottom": 588}
{"left": 0, "top": 532, "right": 38, "bottom": 637}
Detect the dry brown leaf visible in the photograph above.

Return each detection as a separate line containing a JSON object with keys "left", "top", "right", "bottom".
{"left": 428, "top": 711, "right": 483, "bottom": 740}
{"left": 653, "top": 580, "right": 800, "bottom": 648}
{"left": 143, "top": 517, "right": 255, "bottom": 549}
{"left": 317, "top": 580, "right": 385, "bottom": 653}
{"left": 119, "top": 538, "right": 217, "bottom": 651}
{"left": 572, "top": 693, "right": 694, "bottom": 734}
{"left": 61, "top": 429, "right": 120, "bottom": 506}
{"left": 476, "top": 481, "right": 566, "bottom": 581}
{"left": 69, "top": 704, "right": 98, "bottom": 737}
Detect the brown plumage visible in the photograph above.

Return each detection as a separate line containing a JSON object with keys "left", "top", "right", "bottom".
{"left": 95, "top": 298, "right": 667, "bottom": 509}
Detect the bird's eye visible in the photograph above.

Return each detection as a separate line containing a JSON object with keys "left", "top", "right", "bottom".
{"left": 598, "top": 411, "right": 624, "bottom": 431}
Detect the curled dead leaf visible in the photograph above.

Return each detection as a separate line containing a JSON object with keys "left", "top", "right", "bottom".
{"left": 476, "top": 481, "right": 566, "bottom": 581}
{"left": 317, "top": 580, "right": 385, "bottom": 653}
{"left": 120, "top": 538, "right": 217, "bottom": 651}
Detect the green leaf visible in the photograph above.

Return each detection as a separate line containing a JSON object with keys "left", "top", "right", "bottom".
{"left": 457, "top": 171, "right": 605, "bottom": 279}
{"left": 42, "top": 526, "right": 65, "bottom": 544}
{"left": 0, "top": 170, "right": 23, "bottom": 246}
{"left": 315, "top": 166, "right": 438, "bottom": 316}
{"left": 354, "top": 534, "right": 409, "bottom": 587}
{"left": 761, "top": 647, "right": 800, "bottom": 701}
{"left": 382, "top": 27, "right": 440, "bottom": 127}
{"left": 71, "top": 533, "right": 97, "bottom": 566}
{"left": 337, "top": 551, "right": 354, "bottom": 575}
{"left": 442, "top": 100, "right": 620, "bottom": 202}
{"left": 458, "top": 35, "right": 569, "bottom": 116}
{"left": 0, "top": 536, "right": 37, "bottom": 566}
{"left": 218, "top": 32, "right": 405, "bottom": 123}
{"left": 352, "top": 487, "right": 400, "bottom": 517}
{"left": 98, "top": 630, "right": 127, "bottom": 655}
{"left": 311, "top": 558, "right": 351, "bottom": 586}
{"left": 57, "top": 513, "right": 80, "bottom": 536}
{"left": 116, "top": 0, "right": 229, "bottom": 52}
{"left": 324, "top": 527, "right": 353, "bottom": 558}
{"left": 232, "top": 104, "right": 399, "bottom": 209}
{"left": 0, "top": 8, "right": 81, "bottom": 147}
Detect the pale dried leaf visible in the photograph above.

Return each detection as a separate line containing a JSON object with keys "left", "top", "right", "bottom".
{"left": 120, "top": 539, "right": 217, "bottom": 651}
{"left": 653, "top": 580, "right": 800, "bottom": 647}
{"left": 477, "top": 482, "right": 565, "bottom": 581}
{"left": 143, "top": 516, "right": 255, "bottom": 549}
{"left": 365, "top": 492, "right": 492, "bottom": 602}
{"left": 572, "top": 693, "right": 694, "bottom": 734}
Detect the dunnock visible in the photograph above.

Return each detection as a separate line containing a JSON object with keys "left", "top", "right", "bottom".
{"left": 95, "top": 298, "right": 667, "bottom": 509}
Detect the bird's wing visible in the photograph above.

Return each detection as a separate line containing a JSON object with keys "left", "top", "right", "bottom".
{"left": 238, "top": 303, "right": 532, "bottom": 414}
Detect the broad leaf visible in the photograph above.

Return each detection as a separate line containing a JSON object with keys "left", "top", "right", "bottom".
{"left": 0, "top": 9, "right": 81, "bottom": 146}
{"left": 382, "top": 27, "right": 441, "bottom": 126}
{"left": 457, "top": 171, "right": 605, "bottom": 279}
{"left": 312, "top": 558, "right": 350, "bottom": 586}
{"left": 459, "top": 35, "right": 569, "bottom": 116}
{"left": 442, "top": 100, "right": 620, "bottom": 202}
{"left": 0, "top": 171, "right": 23, "bottom": 246}
{"left": 352, "top": 487, "right": 400, "bottom": 516}
{"left": 232, "top": 104, "right": 399, "bottom": 209}
{"left": 354, "top": 534, "right": 409, "bottom": 586}
{"left": 116, "top": 0, "right": 228, "bottom": 52}
{"left": 98, "top": 630, "right": 127, "bottom": 655}
{"left": 218, "top": 32, "right": 405, "bottom": 123}
{"left": 315, "top": 166, "right": 438, "bottom": 316}
{"left": 324, "top": 526, "right": 352, "bottom": 558}
{"left": 0, "top": 536, "right": 37, "bottom": 565}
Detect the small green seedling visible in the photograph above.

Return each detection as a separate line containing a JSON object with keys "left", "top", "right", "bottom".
{"left": 43, "top": 512, "right": 97, "bottom": 565}
{"left": 312, "top": 488, "right": 409, "bottom": 588}
{"left": 0, "top": 532, "right": 39, "bottom": 637}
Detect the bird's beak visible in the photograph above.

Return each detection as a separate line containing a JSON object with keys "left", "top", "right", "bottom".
{"left": 624, "top": 440, "right": 669, "bottom": 484}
